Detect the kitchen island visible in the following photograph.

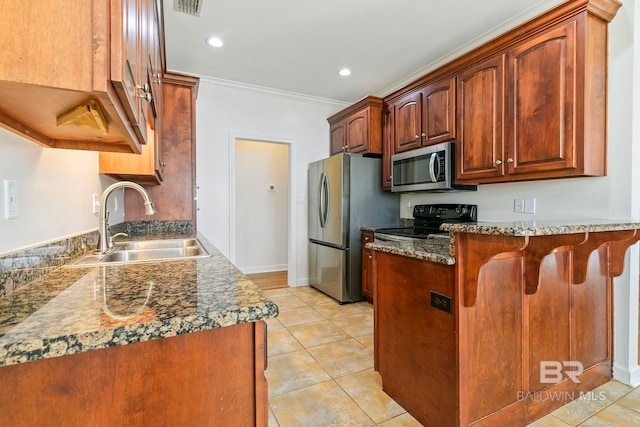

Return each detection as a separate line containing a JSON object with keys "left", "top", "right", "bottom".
{"left": 0, "top": 228, "right": 278, "bottom": 426}
{"left": 368, "top": 219, "right": 640, "bottom": 426}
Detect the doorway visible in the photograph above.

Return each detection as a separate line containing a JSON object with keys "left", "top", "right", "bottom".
{"left": 232, "top": 138, "right": 291, "bottom": 286}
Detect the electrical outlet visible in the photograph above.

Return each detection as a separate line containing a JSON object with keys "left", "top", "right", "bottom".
{"left": 514, "top": 198, "right": 525, "bottom": 213}
{"left": 3, "top": 179, "right": 18, "bottom": 219}
{"left": 524, "top": 198, "right": 536, "bottom": 214}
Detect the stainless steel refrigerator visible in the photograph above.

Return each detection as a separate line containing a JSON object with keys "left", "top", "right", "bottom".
{"left": 308, "top": 153, "right": 399, "bottom": 303}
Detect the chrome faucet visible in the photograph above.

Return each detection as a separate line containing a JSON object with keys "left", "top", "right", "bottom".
{"left": 97, "top": 181, "right": 157, "bottom": 254}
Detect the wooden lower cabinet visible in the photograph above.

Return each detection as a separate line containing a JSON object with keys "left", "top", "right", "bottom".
{"left": 373, "top": 242, "right": 613, "bottom": 426}
{"left": 0, "top": 321, "right": 268, "bottom": 427}
{"left": 361, "top": 230, "right": 374, "bottom": 302}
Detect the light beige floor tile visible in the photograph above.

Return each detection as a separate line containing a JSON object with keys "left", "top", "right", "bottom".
{"left": 355, "top": 334, "right": 374, "bottom": 351}
{"left": 579, "top": 402, "right": 640, "bottom": 426}
{"left": 268, "top": 328, "right": 303, "bottom": 357}
{"left": 331, "top": 312, "right": 373, "bottom": 338}
{"left": 313, "top": 300, "right": 369, "bottom": 319}
{"left": 270, "top": 380, "right": 374, "bottom": 427}
{"left": 287, "top": 285, "right": 317, "bottom": 295}
{"left": 527, "top": 414, "right": 572, "bottom": 426}
{"left": 551, "top": 393, "right": 612, "bottom": 425}
{"left": 295, "top": 289, "right": 335, "bottom": 306}
{"left": 287, "top": 320, "right": 350, "bottom": 348}
{"left": 591, "top": 380, "right": 633, "bottom": 402}
{"left": 268, "top": 293, "right": 307, "bottom": 310}
{"left": 264, "top": 288, "right": 293, "bottom": 298}
{"left": 336, "top": 369, "right": 405, "bottom": 423}
{"left": 616, "top": 385, "right": 640, "bottom": 412}
{"left": 375, "top": 412, "right": 422, "bottom": 427}
{"left": 268, "top": 407, "right": 279, "bottom": 427}
{"left": 276, "top": 306, "right": 325, "bottom": 328}
{"left": 266, "top": 350, "right": 332, "bottom": 396}
{"left": 307, "top": 338, "right": 373, "bottom": 378}
{"left": 265, "top": 317, "right": 285, "bottom": 331}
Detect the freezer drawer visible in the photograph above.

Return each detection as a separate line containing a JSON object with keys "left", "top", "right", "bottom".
{"left": 308, "top": 242, "right": 350, "bottom": 303}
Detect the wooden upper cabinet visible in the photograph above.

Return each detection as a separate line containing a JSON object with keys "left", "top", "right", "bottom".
{"left": 330, "top": 123, "right": 346, "bottom": 154}
{"left": 345, "top": 110, "right": 369, "bottom": 153}
{"left": 385, "top": 0, "right": 619, "bottom": 187}
{"left": 328, "top": 96, "right": 383, "bottom": 156}
{"left": 0, "top": 0, "right": 162, "bottom": 153}
{"left": 506, "top": 19, "right": 577, "bottom": 176}
{"left": 100, "top": 0, "right": 167, "bottom": 185}
{"left": 389, "top": 76, "right": 457, "bottom": 155}
{"left": 456, "top": 2, "right": 617, "bottom": 184}
{"left": 422, "top": 76, "right": 456, "bottom": 145}
{"left": 392, "top": 91, "right": 422, "bottom": 154}
{"left": 456, "top": 55, "right": 505, "bottom": 182}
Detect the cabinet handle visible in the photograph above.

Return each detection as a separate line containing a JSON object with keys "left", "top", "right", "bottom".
{"left": 495, "top": 160, "right": 503, "bottom": 165}
{"left": 507, "top": 158, "right": 514, "bottom": 163}
{"left": 140, "top": 92, "right": 153, "bottom": 102}
{"left": 421, "top": 133, "right": 426, "bottom": 137}
{"left": 160, "top": 161, "right": 166, "bottom": 167}
{"left": 364, "top": 236, "right": 369, "bottom": 241}
{"left": 415, "top": 134, "right": 420, "bottom": 139}
{"left": 368, "top": 255, "right": 373, "bottom": 259}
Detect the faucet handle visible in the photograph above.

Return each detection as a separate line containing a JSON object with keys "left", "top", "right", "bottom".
{"left": 109, "top": 232, "right": 128, "bottom": 249}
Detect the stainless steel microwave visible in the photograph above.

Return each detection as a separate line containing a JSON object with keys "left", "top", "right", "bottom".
{"left": 391, "top": 142, "right": 477, "bottom": 193}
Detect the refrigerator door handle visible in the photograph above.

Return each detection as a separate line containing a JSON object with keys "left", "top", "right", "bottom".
{"left": 319, "top": 172, "right": 329, "bottom": 228}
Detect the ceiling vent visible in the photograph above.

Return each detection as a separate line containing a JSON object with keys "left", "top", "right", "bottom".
{"left": 173, "top": 0, "right": 203, "bottom": 17}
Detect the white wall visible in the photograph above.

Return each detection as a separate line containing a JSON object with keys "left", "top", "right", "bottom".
{"left": 0, "top": 128, "right": 124, "bottom": 255}
{"left": 235, "top": 139, "right": 289, "bottom": 274}
{"left": 195, "top": 79, "right": 348, "bottom": 286}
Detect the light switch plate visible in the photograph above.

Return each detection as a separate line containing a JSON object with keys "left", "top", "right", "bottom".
{"left": 4, "top": 179, "right": 18, "bottom": 219}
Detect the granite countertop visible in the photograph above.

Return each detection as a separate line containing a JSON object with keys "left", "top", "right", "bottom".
{"left": 442, "top": 219, "right": 640, "bottom": 236}
{"left": 367, "top": 219, "right": 640, "bottom": 263}
{"left": 366, "top": 235, "right": 455, "bottom": 265}
{"left": 0, "top": 232, "right": 278, "bottom": 367}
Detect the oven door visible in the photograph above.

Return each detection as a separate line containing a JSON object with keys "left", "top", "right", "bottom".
{"left": 391, "top": 142, "right": 452, "bottom": 192}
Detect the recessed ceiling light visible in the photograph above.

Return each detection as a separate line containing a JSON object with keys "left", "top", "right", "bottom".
{"left": 206, "top": 36, "right": 223, "bottom": 48}
{"left": 338, "top": 68, "right": 352, "bottom": 77}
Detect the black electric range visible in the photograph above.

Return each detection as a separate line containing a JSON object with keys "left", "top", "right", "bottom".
{"left": 375, "top": 204, "right": 477, "bottom": 241}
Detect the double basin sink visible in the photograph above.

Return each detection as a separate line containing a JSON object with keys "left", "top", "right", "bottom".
{"left": 67, "top": 238, "right": 209, "bottom": 267}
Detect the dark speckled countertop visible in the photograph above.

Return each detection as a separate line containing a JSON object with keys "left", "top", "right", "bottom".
{"left": 366, "top": 235, "right": 455, "bottom": 265}
{"left": 441, "top": 219, "right": 640, "bottom": 236}
{"left": 367, "top": 219, "right": 640, "bottom": 264}
{"left": 0, "top": 231, "right": 278, "bottom": 367}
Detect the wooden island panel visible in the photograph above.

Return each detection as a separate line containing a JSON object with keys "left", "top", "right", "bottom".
{"left": 373, "top": 233, "right": 620, "bottom": 426}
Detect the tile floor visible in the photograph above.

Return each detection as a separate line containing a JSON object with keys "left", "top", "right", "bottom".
{"left": 264, "top": 286, "right": 640, "bottom": 427}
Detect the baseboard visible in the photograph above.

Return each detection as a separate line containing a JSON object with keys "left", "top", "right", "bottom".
{"left": 239, "top": 264, "right": 287, "bottom": 275}
{"left": 294, "top": 277, "right": 309, "bottom": 287}
{"left": 613, "top": 363, "right": 640, "bottom": 387}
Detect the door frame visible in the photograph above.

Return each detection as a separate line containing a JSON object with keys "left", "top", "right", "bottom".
{"left": 229, "top": 132, "right": 296, "bottom": 287}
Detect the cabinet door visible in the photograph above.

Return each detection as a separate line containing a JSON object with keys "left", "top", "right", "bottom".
{"left": 330, "top": 121, "right": 346, "bottom": 155}
{"left": 346, "top": 109, "right": 369, "bottom": 153}
{"left": 361, "top": 231, "right": 374, "bottom": 301}
{"left": 111, "top": 0, "right": 149, "bottom": 145}
{"left": 506, "top": 19, "right": 577, "bottom": 176}
{"left": 393, "top": 91, "right": 422, "bottom": 153}
{"left": 382, "top": 106, "right": 394, "bottom": 191}
{"left": 456, "top": 55, "right": 505, "bottom": 182}
{"left": 422, "top": 76, "right": 456, "bottom": 146}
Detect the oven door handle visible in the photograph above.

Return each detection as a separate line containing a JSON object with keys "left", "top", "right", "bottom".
{"left": 428, "top": 152, "right": 438, "bottom": 182}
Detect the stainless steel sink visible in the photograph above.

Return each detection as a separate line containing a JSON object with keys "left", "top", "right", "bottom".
{"left": 66, "top": 238, "right": 210, "bottom": 267}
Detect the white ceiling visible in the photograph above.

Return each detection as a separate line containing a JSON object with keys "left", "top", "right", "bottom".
{"left": 163, "top": 0, "right": 565, "bottom": 103}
